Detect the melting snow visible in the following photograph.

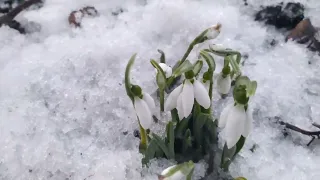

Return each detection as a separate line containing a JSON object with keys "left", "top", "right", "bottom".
{"left": 0, "top": 0, "right": 320, "bottom": 179}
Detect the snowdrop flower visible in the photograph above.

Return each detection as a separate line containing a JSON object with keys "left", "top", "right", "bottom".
{"left": 154, "top": 63, "right": 172, "bottom": 78}
{"left": 216, "top": 74, "right": 231, "bottom": 95}
{"left": 158, "top": 165, "right": 185, "bottom": 180}
{"left": 165, "top": 78, "right": 211, "bottom": 120}
{"left": 219, "top": 102, "right": 252, "bottom": 149}
{"left": 134, "top": 93, "right": 155, "bottom": 129}
{"left": 158, "top": 161, "right": 194, "bottom": 180}
{"left": 205, "top": 23, "right": 221, "bottom": 40}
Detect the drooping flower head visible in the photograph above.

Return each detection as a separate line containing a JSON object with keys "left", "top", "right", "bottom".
{"left": 219, "top": 102, "right": 252, "bottom": 149}
{"left": 164, "top": 71, "right": 211, "bottom": 120}
{"left": 131, "top": 85, "right": 155, "bottom": 129}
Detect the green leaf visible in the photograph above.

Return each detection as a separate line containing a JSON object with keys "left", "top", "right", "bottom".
{"left": 233, "top": 85, "right": 249, "bottom": 105}
{"left": 142, "top": 139, "right": 158, "bottom": 165}
{"left": 172, "top": 60, "right": 193, "bottom": 77}
{"left": 235, "top": 76, "right": 251, "bottom": 87}
{"left": 234, "top": 136, "right": 246, "bottom": 156}
{"left": 166, "top": 121, "right": 175, "bottom": 159}
{"left": 193, "top": 60, "right": 203, "bottom": 77}
{"left": 220, "top": 143, "right": 237, "bottom": 171}
{"left": 247, "top": 80, "right": 257, "bottom": 96}
{"left": 152, "top": 133, "right": 172, "bottom": 159}
{"left": 124, "top": 53, "right": 137, "bottom": 101}
{"left": 182, "top": 129, "right": 192, "bottom": 153}
{"left": 226, "top": 55, "right": 240, "bottom": 75}
{"left": 208, "top": 44, "right": 239, "bottom": 57}
{"left": 158, "top": 49, "right": 166, "bottom": 63}
{"left": 151, "top": 59, "right": 167, "bottom": 90}
{"left": 171, "top": 109, "right": 179, "bottom": 123}
{"left": 235, "top": 177, "right": 247, "bottom": 180}
{"left": 200, "top": 51, "right": 216, "bottom": 72}
{"left": 175, "top": 117, "right": 190, "bottom": 137}
{"left": 194, "top": 113, "right": 210, "bottom": 148}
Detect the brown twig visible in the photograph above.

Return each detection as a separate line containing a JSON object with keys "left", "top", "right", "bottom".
{"left": 0, "top": 0, "right": 41, "bottom": 26}
{"left": 279, "top": 121, "right": 320, "bottom": 146}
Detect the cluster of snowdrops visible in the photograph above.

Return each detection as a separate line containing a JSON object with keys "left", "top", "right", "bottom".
{"left": 124, "top": 24, "right": 257, "bottom": 180}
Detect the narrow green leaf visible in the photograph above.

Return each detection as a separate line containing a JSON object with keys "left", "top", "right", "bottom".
{"left": 194, "top": 113, "right": 210, "bottom": 148}
{"left": 220, "top": 143, "right": 237, "bottom": 171}
{"left": 208, "top": 44, "right": 239, "bottom": 57}
{"left": 152, "top": 133, "right": 172, "bottom": 159}
{"left": 200, "top": 51, "right": 216, "bottom": 72}
{"left": 175, "top": 117, "right": 190, "bottom": 137}
{"left": 142, "top": 139, "right": 158, "bottom": 165}
{"left": 235, "top": 177, "right": 247, "bottom": 180}
{"left": 193, "top": 60, "right": 203, "bottom": 77}
{"left": 183, "top": 129, "right": 192, "bottom": 153}
{"left": 226, "top": 55, "right": 240, "bottom": 75}
{"left": 158, "top": 49, "right": 166, "bottom": 63}
{"left": 234, "top": 136, "right": 246, "bottom": 156}
{"left": 171, "top": 109, "right": 179, "bottom": 123}
{"left": 166, "top": 121, "right": 175, "bottom": 159}
{"left": 124, "top": 53, "right": 137, "bottom": 101}
{"left": 151, "top": 59, "right": 167, "bottom": 90}
{"left": 172, "top": 60, "right": 193, "bottom": 77}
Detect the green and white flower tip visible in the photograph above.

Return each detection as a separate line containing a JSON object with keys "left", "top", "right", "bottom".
{"left": 134, "top": 92, "right": 156, "bottom": 129}
{"left": 205, "top": 23, "right": 221, "bottom": 40}
{"left": 158, "top": 161, "right": 194, "bottom": 180}
{"left": 155, "top": 63, "right": 173, "bottom": 78}
{"left": 210, "top": 44, "right": 226, "bottom": 51}
{"left": 164, "top": 77, "right": 211, "bottom": 120}
{"left": 218, "top": 102, "right": 252, "bottom": 149}
{"left": 217, "top": 73, "right": 231, "bottom": 95}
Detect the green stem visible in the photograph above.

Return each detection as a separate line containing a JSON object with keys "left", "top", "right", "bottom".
{"left": 209, "top": 73, "right": 214, "bottom": 101}
{"left": 159, "top": 89, "right": 164, "bottom": 112}
{"left": 173, "top": 42, "right": 195, "bottom": 71}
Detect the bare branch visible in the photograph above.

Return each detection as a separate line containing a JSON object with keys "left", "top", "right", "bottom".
{"left": 279, "top": 121, "right": 320, "bottom": 146}
{"left": 0, "top": 0, "right": 41, "bottom": 26}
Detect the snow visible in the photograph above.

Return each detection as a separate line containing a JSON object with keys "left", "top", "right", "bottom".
{"left": 0, "top": 0, "right": 320, "bottom": 179}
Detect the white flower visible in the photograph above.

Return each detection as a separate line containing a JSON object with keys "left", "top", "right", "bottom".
{"left": 133, "top": 93, "right": 155, "bottom": 129}
{"left": 205, "top": 23, "right": 221, "bottom": 40}
{"left": 219, "top": 102, "right": 252, "bottom": 149}
{"left": 164, "top": 79, "right": 211, "bottom": 120}
{"left": 155, "top": 63, "right": 172, "bottom": 78}
{"left": 158, "top": 161, "right": 194, "bottom": 180}
{"left": 216, "top": 74, "right": 231, "bottom": 95}
{"left": 158, "top": 165, "right": 185, "bottom": 180}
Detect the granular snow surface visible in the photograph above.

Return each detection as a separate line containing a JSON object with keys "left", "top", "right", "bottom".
{"left": 1, "top": 0, "right": 320, "bottom": 179}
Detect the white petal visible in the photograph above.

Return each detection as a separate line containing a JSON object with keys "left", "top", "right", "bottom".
{"left": 176, "top": 94, "right": 184, "bottom": 120}
{"left": 164, "top": 84, "right": 183, "bottom": 111}
{"left": 161, "top": 165, "right": 176, "bottom": 176}
{"left": 242, "top": 107, "right": 253, "bottom": 137}
{"left": 159, "top": 63, "right": 172, "bottom": 78}
{"left": 206, "top": 25, "right": 220, "bottom": 39}
{"left": 203, "top": 80, "right": 210, "bottom": 93}
{"left": 193, "top": 80, "right": 211, "bottom": 109}
{"left": 167, "top": 171, "right": 185, "bottom": 180}
{"left": 225, "top": 105, "right": 246, "bottom": 149}
{"left": 181, "top": 80, "right": 194, "bottom": 118}
{"left": 217, "top": 74, "right": 231, "bottom": 94}
{"left": 143, "top": 93, "right": 156, "bottom": 114}
{"left": 134, "top": 97, "right": 152, "bottom": 129}
{"left": 218, "top": 103, "right": 233, "bottom": 128}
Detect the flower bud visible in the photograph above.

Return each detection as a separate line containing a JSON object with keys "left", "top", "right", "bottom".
{"left": 158, "top": 161, "right": 194, "bottom": 180}
{"left": 205, "top": 23, "right": 221, "bottom": 40}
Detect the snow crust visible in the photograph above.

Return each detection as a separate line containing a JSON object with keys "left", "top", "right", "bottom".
{"left": 1, "top": 0, "right": 320, "bottom": 179}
